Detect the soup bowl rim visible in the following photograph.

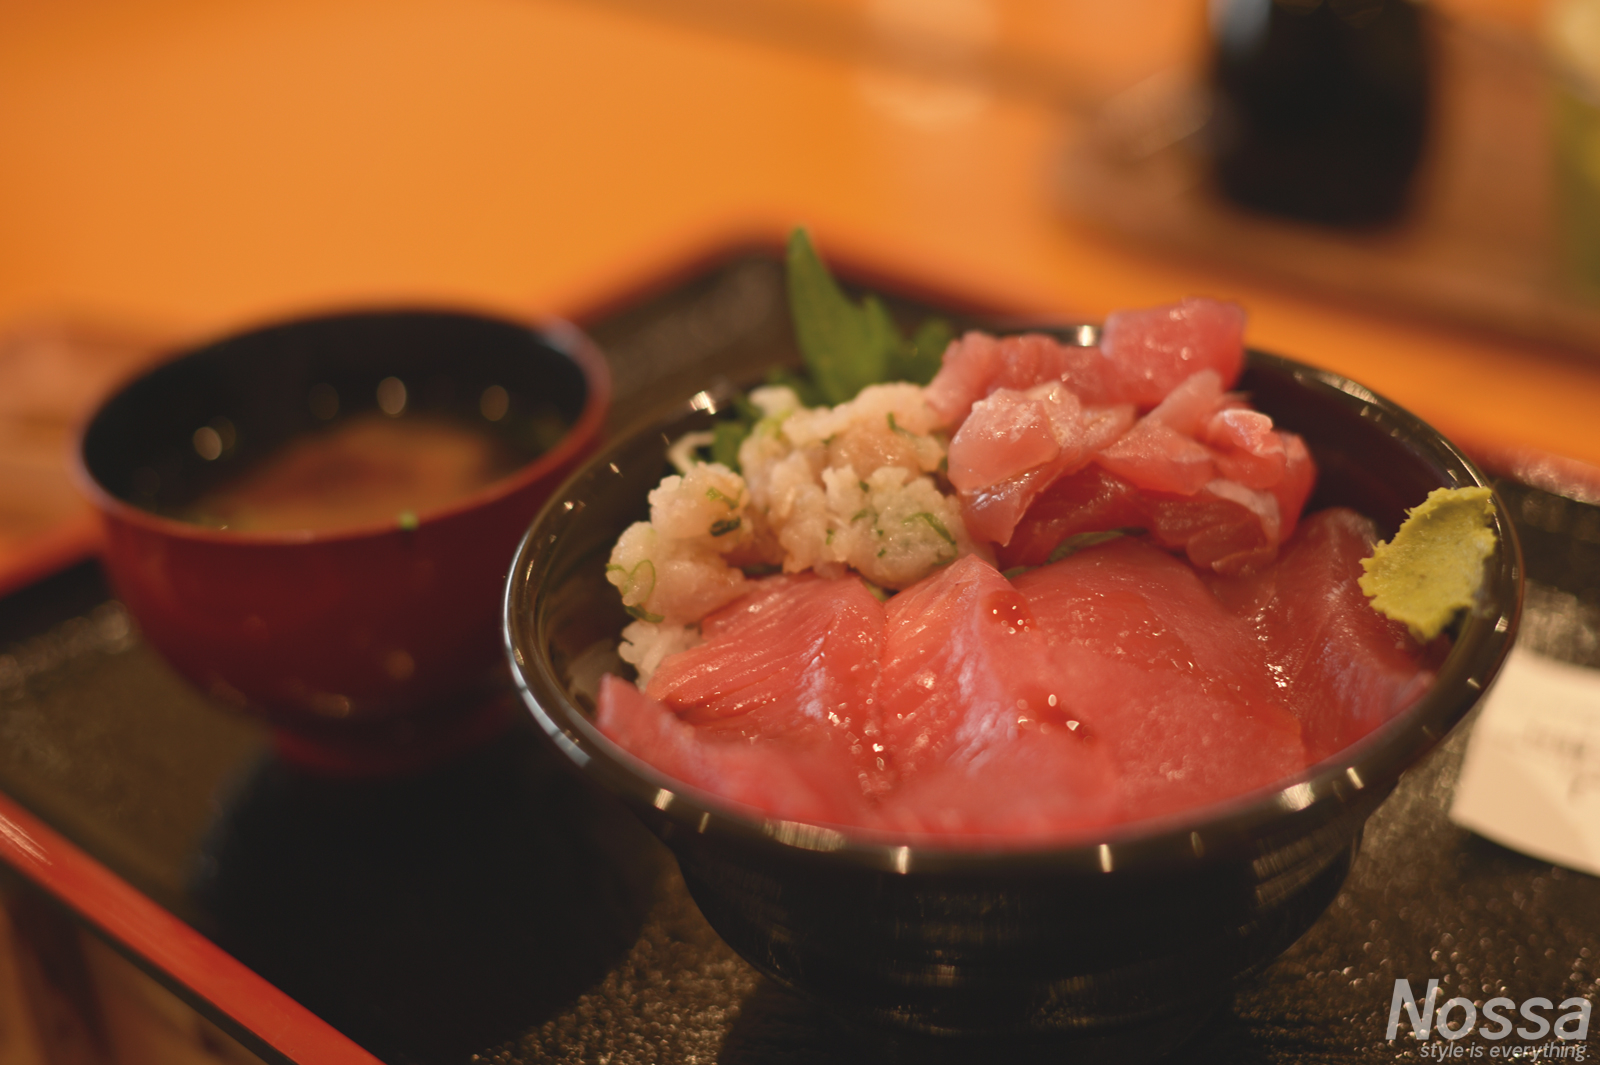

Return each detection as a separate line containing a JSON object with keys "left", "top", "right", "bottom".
{"left": 74, "top": 304, "right": 612, "bottom": 547}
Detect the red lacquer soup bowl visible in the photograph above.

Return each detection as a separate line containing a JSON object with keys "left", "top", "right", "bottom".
{"left": 78, "top": 308, "right": 609, "bottom": 770}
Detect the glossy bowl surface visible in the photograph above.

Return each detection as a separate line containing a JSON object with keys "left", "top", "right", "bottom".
{"left": 505, "top": 345, "right": 1518, "bottom": 1056}
{"left": 80, "top": 308, "right": 609, "bottom": 770}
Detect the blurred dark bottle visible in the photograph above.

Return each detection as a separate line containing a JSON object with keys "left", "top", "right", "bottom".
{"left": 1207, "top": 0, "right": 1431, "bottom": 226}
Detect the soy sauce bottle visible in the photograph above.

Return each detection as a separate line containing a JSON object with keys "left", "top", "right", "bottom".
{"left": 1207, "top": 0, "right": 1430, "bottom": 226}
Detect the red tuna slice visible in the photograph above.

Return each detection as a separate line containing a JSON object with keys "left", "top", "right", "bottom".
{"left": 996, "top": 466, "right": 1285, "bottom": 577}
{"left": 1204, "top": 408, "right": 1285, "bottom": 488}
{"left": 1200, "top": 414, "right": 1313, "bottom": 544}
{"left": 1206, "top": 508, "right": 1438, "bottom": 762}
{"left": 871, "top": 723, "right": 1121, "bottom": 841}
{"left": 1177, "top": 480, "right": 1281, "bottom": 574}
{"left": 1094, "top": 420, "right": 1216, "bottom": 496}
{"left": 1268, "top": 433, "right": 1315, "bottom": 542}
{"left": 995, "top": 466, "right": 1146, "bottom": 568}
{"left": 1092, "top": 371, "right": 1228, "bottom": 496}
{"left": 946, "top": 385, "right": 1074, "bottom": 494}
{"left": 926, "top": 332, "right": 1115, "bottom": 428}
{"left": 645, "top": 573, "right": 888, "bottom": 794}
{"left": 1013, "top": 540, "right": 1307, "bottom": 822}
{"left": 875, "top": 555, "right": 1121, "bottom": 834}
{"left": 925, "top": 299, "right": 1245, "bottom": 432}
{"left": 1142, "top": 369, "right": 1230, "bottom": 437}
{"left": 948, "top": 384, "right": 1134, "bottom": 545}
{"left": 596, "top": 675, "right": 871, "bottom": 827}
{"left": 1098, "top": 298, "right": 1246, "bottom": 409}
{"left": 960, "top": 466, "right": 1061, "bottom": 549}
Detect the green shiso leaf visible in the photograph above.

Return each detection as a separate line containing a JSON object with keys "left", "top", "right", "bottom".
{"left": 704, "top": 393, "right": 764, "bottom": 473}
{"left": 786, "top": 228, "right": 954, "bottom": 402}
{"left": 764, "top": 366, "right": 826, "bottom": 409}
{"left": 888, "top": 316, "right": 954, "bottom": 386}
{"left": 1001, "top": 528, "right": 1144, "bottom": 581}
{"left": 1047, "top": 528, "right": 1142, "bottom": 565}
{"left": 1358, "top": 486, "right": 1498, "bottom": 642}
{"left": 787, "top": 229, "right": 895, "bottom": 404}
{"left": 709, "top": 422, "right": 747, "bottom": 470}
{"left": 625, "top": 605, "right": 666, "bottom": 623}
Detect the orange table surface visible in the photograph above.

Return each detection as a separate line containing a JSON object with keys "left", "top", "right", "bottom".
{"left": 1, "top": 0, "right": 1597, "bottom": 473}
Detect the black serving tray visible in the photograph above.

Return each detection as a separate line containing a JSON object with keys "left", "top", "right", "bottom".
{"left": 2, "top": 251, "right": 1597, "bottom": 1064}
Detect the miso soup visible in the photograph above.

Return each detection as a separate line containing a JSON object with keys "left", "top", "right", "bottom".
{"left": 185, "top": 413, "right": 526, "bottom": 533}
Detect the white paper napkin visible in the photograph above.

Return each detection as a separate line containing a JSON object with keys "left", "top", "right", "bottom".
{"left": 1451, "top": 644, "right": 1600, "bottom": 876}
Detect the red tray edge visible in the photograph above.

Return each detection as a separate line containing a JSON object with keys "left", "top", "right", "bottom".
{"left": 0, "top": 790, "right": 384, "bottom": 1065}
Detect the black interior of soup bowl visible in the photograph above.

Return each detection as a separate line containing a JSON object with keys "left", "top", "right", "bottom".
{"left": 82, "top": 308, "right": 591, "bottom": 524}
{"left": 505, "top": 345, "right": 1520, "bottom": 1049}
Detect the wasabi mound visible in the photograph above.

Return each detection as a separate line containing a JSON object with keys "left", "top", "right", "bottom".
{"left": 1358, "top": 486, "right": 1498, "bottom": 641}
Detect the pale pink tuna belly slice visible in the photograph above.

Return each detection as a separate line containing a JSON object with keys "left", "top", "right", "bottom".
{"left": 1207, "top": 508, "right": 1438, "bottom": 762}
{"left": 1267, "top": 433, "right": 1315, "bottom": 541}
{"left": 875, "top": 555, "right": 1121, "bottom": 835}
{"left": 1014, "top": 539, "right": 1307, "bottom": 822}
{"left": 596, "top": 675, "right": 873, "bottom": 827}
{"left": 1205, "top": 407, "right": 1285, "bottom": 488}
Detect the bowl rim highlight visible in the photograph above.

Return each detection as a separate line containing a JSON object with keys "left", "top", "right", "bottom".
{"left": 75, "top": 305, "right": 612, "bottom": 547}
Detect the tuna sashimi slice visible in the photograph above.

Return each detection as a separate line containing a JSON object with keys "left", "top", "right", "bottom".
{"left": 1207, "top": 508, "right": 1439, "bottom": 762}
{"left": 596, "top": 675, "right": 871, "bottom": 826}
{"left": 941, "top": 360, "right": 1313, "bottom": 555}
{"left": 1014, "top": 539, "right": 1306, "bottom": 822}
{"left": 1268, "top": 433, "right": 1316, "bottom": 542}
{"left": 945, "top": 386, "right": 1073, "bottom": 494}
{"left": 1098, "top": 298, "right": 1247, "bottom": 409}
{"left": 645, "top": 572, "right": 888, "bottom": 796}
{"left": 1094, "top": 420, "right": 1217, "bottom": 496}
{"left": 870, "top": 726, "right": 1120, "bottom": 841}
{"left": 925, "top": 299, "right": 1247, "bottom": 433}
{"left": 948, "top": 382, "right": 1134, "bottom": 545}
{"left": 997, "top": 466, "right": 1290, "bottom": 576}
{"left": 1205, "top": 408, "right": 1286, "bottom": 489}
{"left": 959, "top": 466, "right": 1062, "bottom": 550}
{"left": 1141, "top": 368, "right": 1231, "bottom": 436}
{"left": 875, "top": 555, "right": 1121, "bottom": 833}
{"left": 925, "top": 332, "right": 1115, "bottom": 428}
{"left": 1092, "top": 371, "right": 1228, "bottom": 495}
{"left": 994, "top": 465, "right": 1145, "bottom": 568}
